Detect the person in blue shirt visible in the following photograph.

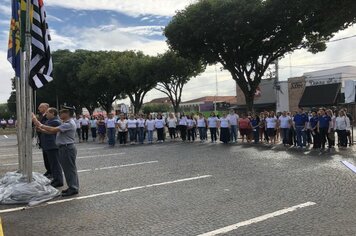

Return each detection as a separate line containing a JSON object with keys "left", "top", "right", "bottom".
{"left": 293, "top": 107, "right": 308, "bottom": 148}
{"left": 309, "top": 111, "right": 320, "bottom": 149}
{"left": 318, "top": 108, "right": 331, "bottom": 150}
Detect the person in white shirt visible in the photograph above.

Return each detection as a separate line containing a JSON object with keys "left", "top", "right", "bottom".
{"left": 0, "top": 119, "right": 6, "bottom": 129}
{"left": 105, "top": 113, "right": 117, "bottom": 146}
{"left": 278, "top": 111, "right": 292, "bottom": 146}
{"left": 265, "top": 111, "right": 278, "bottom": 144}
{"left": 187, "top": 114, "right": 196, "bottom": 142}
{"left": 335, "top": 110, "right": 350, "bottom": 148}
{"left": 220, "top": 112, "right": 230, "bottom": 144}
{"left": 79, "top": 116, "right": 90, "bottom": 142}
{"left": 208, "top": 112, "right": 219, "bottom": 143}
{"left": 227, "top": 109, "right": 239, "bottom": 143}
{"left": 197, "top": 113, "right": 207, "bottom": 142}
{"left": 7, "top": 118, "right": 14, "bottom": 128}
{"left": 116, "top": 114, "right": 128, "bottom": 145}
{"left": 326, "top": 109, "right": 336, "bottom": 149}
{"left": 167, "top": 113, "right": 177, "bottom": 141}
{"left": 155, "top": 114, "right": 166, "bottom": 142}
{"left": 75, "top": 115, "right": 82, "bottom": 142}
{"left": 178, "top": 113, "right": 188, "bottom": 141}
{"left": 127, "top": 114, "right": 138, "bottom": 144}
{"left": 89, "top": 116, "right": 97, "bottom": 142}
{"left": 145, "top": 115, "right": 155, "bottom": 144}
{"left": 137, "top": 114, "right": 146, "bottom": 144}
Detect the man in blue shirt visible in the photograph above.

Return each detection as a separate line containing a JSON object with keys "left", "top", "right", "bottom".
{"left": 309, "top": 111, "right": 320, "bottom": 149}
{"left": 293, "top": 107, "right": 308, "bottom": 148}
{"left": 318, "top": 109, "right": 331, "bottom": 150}
{"left": 37, "top": 108, "right": 63, "bottom": 187}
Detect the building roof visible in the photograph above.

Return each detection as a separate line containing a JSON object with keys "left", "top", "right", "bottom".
{"left": 181, "top": 96, "right": 237, "bottom": 104}
{"left": 303, "top": 66, "right": 356, "bottom": 79}
{"left": 145, "top": 97, "right": 171, "bottom": 104}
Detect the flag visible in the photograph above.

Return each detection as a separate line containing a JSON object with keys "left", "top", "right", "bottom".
{"left": 7, "top": 0, "right": 21, "bottom": 77}
{"left": 30, "top": 0, "right": 53, "bottom": 90}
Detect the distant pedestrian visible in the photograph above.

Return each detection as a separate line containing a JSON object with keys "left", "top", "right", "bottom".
{"left": 238, "top": 113, "right": 251, "bottom": 143}
{"left": 89, "top": 116, "right": 97, "bottom": 142}
{"left": 309, "top": 111, "right": 321, "bottom": 149}
{"left": 278, "top": 111, "right": 292, "bottom": 146}
{"left": 105, "top": 113, "right": 116, "bottom": 146}
{"left": 219, "top": 112, "right": 230, "bottom": 144}
{"left": 155, "top": 114, "right": 166, "bottom": 143}
{"left": 227, "top": 109, "right": 239, "bottom": 143}
{"left": 74, "top": 115, "right": 82, "bottom": 143}
{"left": 0, "top": 119, "right": 6, "bottom": 129}
{"left": 250, "top": 113, "right": 260, "bottom": 144}
{"left": 178, "top": 113, "right": 188, "bottom": 142}
{"left": 97, "top": 115, "right": 106, "bottom": 143}
{"left": 197, "top": 113, "right": 207, "bottom": 142}
{"left": 335, "top": 110, "right": 350, "bottom": 148}
{"left": 127, "top": 114, "right": 138, "bottom": 145}
{"left": 80, "top": 115, "right": 89, "bottom": 142}
{"left": 293, "top": 108, "right": 308, "bottom": 148}
{"left": 208, "top": 112, "right": 219, "bottom": 143}
{"left": 167, "top": 113, "right": 177, "bottom": 141}
{"left": 137, "top": 114, "right": 145, "bottom": 144}
{"left": 116, "top": 114, "right": 128, "bottom": 145}
{"left": 145, "top": 115, "right": 155, "bottom": 144}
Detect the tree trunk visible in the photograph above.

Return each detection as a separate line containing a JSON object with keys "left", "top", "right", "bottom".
{"left": 244, "top": 93, "right": 255, "bottom": 113}
{"left": 173, "top": 104, "right": 179, "bottom": 114}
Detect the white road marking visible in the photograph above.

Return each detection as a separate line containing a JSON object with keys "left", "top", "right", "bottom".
{"left": 0, "top": 147, "right": 107, "bottom": 157}
{"left": 341, "top": 160, "right": 356, "bottom": 174}
{"left": 0, "top": 175, "right": 212, "bottom": 214}
{"left": 196, "top": 202, "right": 316, "bottom": 236}
{"left": 3, "top": 135, "right": 8, "bottom": 139}
{"left": 77, "top": 161, "right": 158, "bottom": 173}
{"left": 0, "top": 153, "right": 126, "bottom": 166}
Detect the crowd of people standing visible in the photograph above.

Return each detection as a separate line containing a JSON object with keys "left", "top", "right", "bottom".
{"left": 76, "top": 107, "right": 353, "bottom": 151}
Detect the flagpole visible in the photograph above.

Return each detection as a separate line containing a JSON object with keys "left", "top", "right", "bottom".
{"left": 24, "top": 0, "right": 33, "bottom": 183}
{"left": 15, "top": 75, "right": 23, "bottom": 174}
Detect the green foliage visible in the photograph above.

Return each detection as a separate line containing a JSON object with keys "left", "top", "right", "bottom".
{"left": 142, "top": 103, "right": 172, "bottom": 114}
{"left": 165, "top": 0, "right": 356, "bottom": 111}
{"left": 7, "top": 91, "right": 16, "bottom": 115}
{"left": 119, "top": 51, "right": 160, "bottom": 114}
{"left": 0, "top": 103, "right": 14, "bottom": 119}
{"left": 155, "top": 50, "right": 205, "bottom": 113}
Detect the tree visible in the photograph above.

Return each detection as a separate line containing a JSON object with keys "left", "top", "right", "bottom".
{"left": 7, "top": 91, "right": 16, "bottom": 115}
{"left": 155, "top": 51, "right": 205, "bottom": 113}
{"left": 142, "top": 103, "right": 172, "bottom": 114}
{"left": 165, "top": 0, "right": 356, "bottom": 111}
{"left": 120, "top": 51, "right": 159, "bottom": 114}
{"left": 78, "top": 51, "right": 127, "bottom": 114}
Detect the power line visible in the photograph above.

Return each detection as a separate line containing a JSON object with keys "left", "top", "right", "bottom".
{"left": 328, "top": 34, "right": 356, "bottom": 43}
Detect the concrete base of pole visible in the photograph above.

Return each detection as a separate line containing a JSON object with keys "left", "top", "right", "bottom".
{"left": 0, "top": 172, "right": 60, "bottom": 206}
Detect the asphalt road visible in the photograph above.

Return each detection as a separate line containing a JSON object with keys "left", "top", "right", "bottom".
{"left": 0, "top": 134, "right": 355, "bottom": 236}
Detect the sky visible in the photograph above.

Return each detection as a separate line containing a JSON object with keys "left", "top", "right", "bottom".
{"left": 0, "top": 0, "right": 356, "bottom": 104}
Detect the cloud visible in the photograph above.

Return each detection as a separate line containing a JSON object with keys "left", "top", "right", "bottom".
{"left": 46, "top": 14, "right": 64, "bottom": 23}
{"left": 0, "top": 50, "right": 14, "bottom": 103}
{"left": 45, "top": 0, "right": 195, "bottom": 17}
{"left": 0, "top": 4, "right": 11, "bottom": 17}
{"left": 55, "top": 25, "right": 168, "bottom": 55}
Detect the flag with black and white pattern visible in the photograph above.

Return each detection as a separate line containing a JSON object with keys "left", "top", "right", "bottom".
{"left": 30, "top": 0, "right": 53, "bottom": 90}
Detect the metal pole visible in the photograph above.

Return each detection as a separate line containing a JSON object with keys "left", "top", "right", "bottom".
{"left": 24, "top": 0, "right": 33, "bottom": 183}
{"left": 15, "top": 76, "right": 23, "bottom": 174}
